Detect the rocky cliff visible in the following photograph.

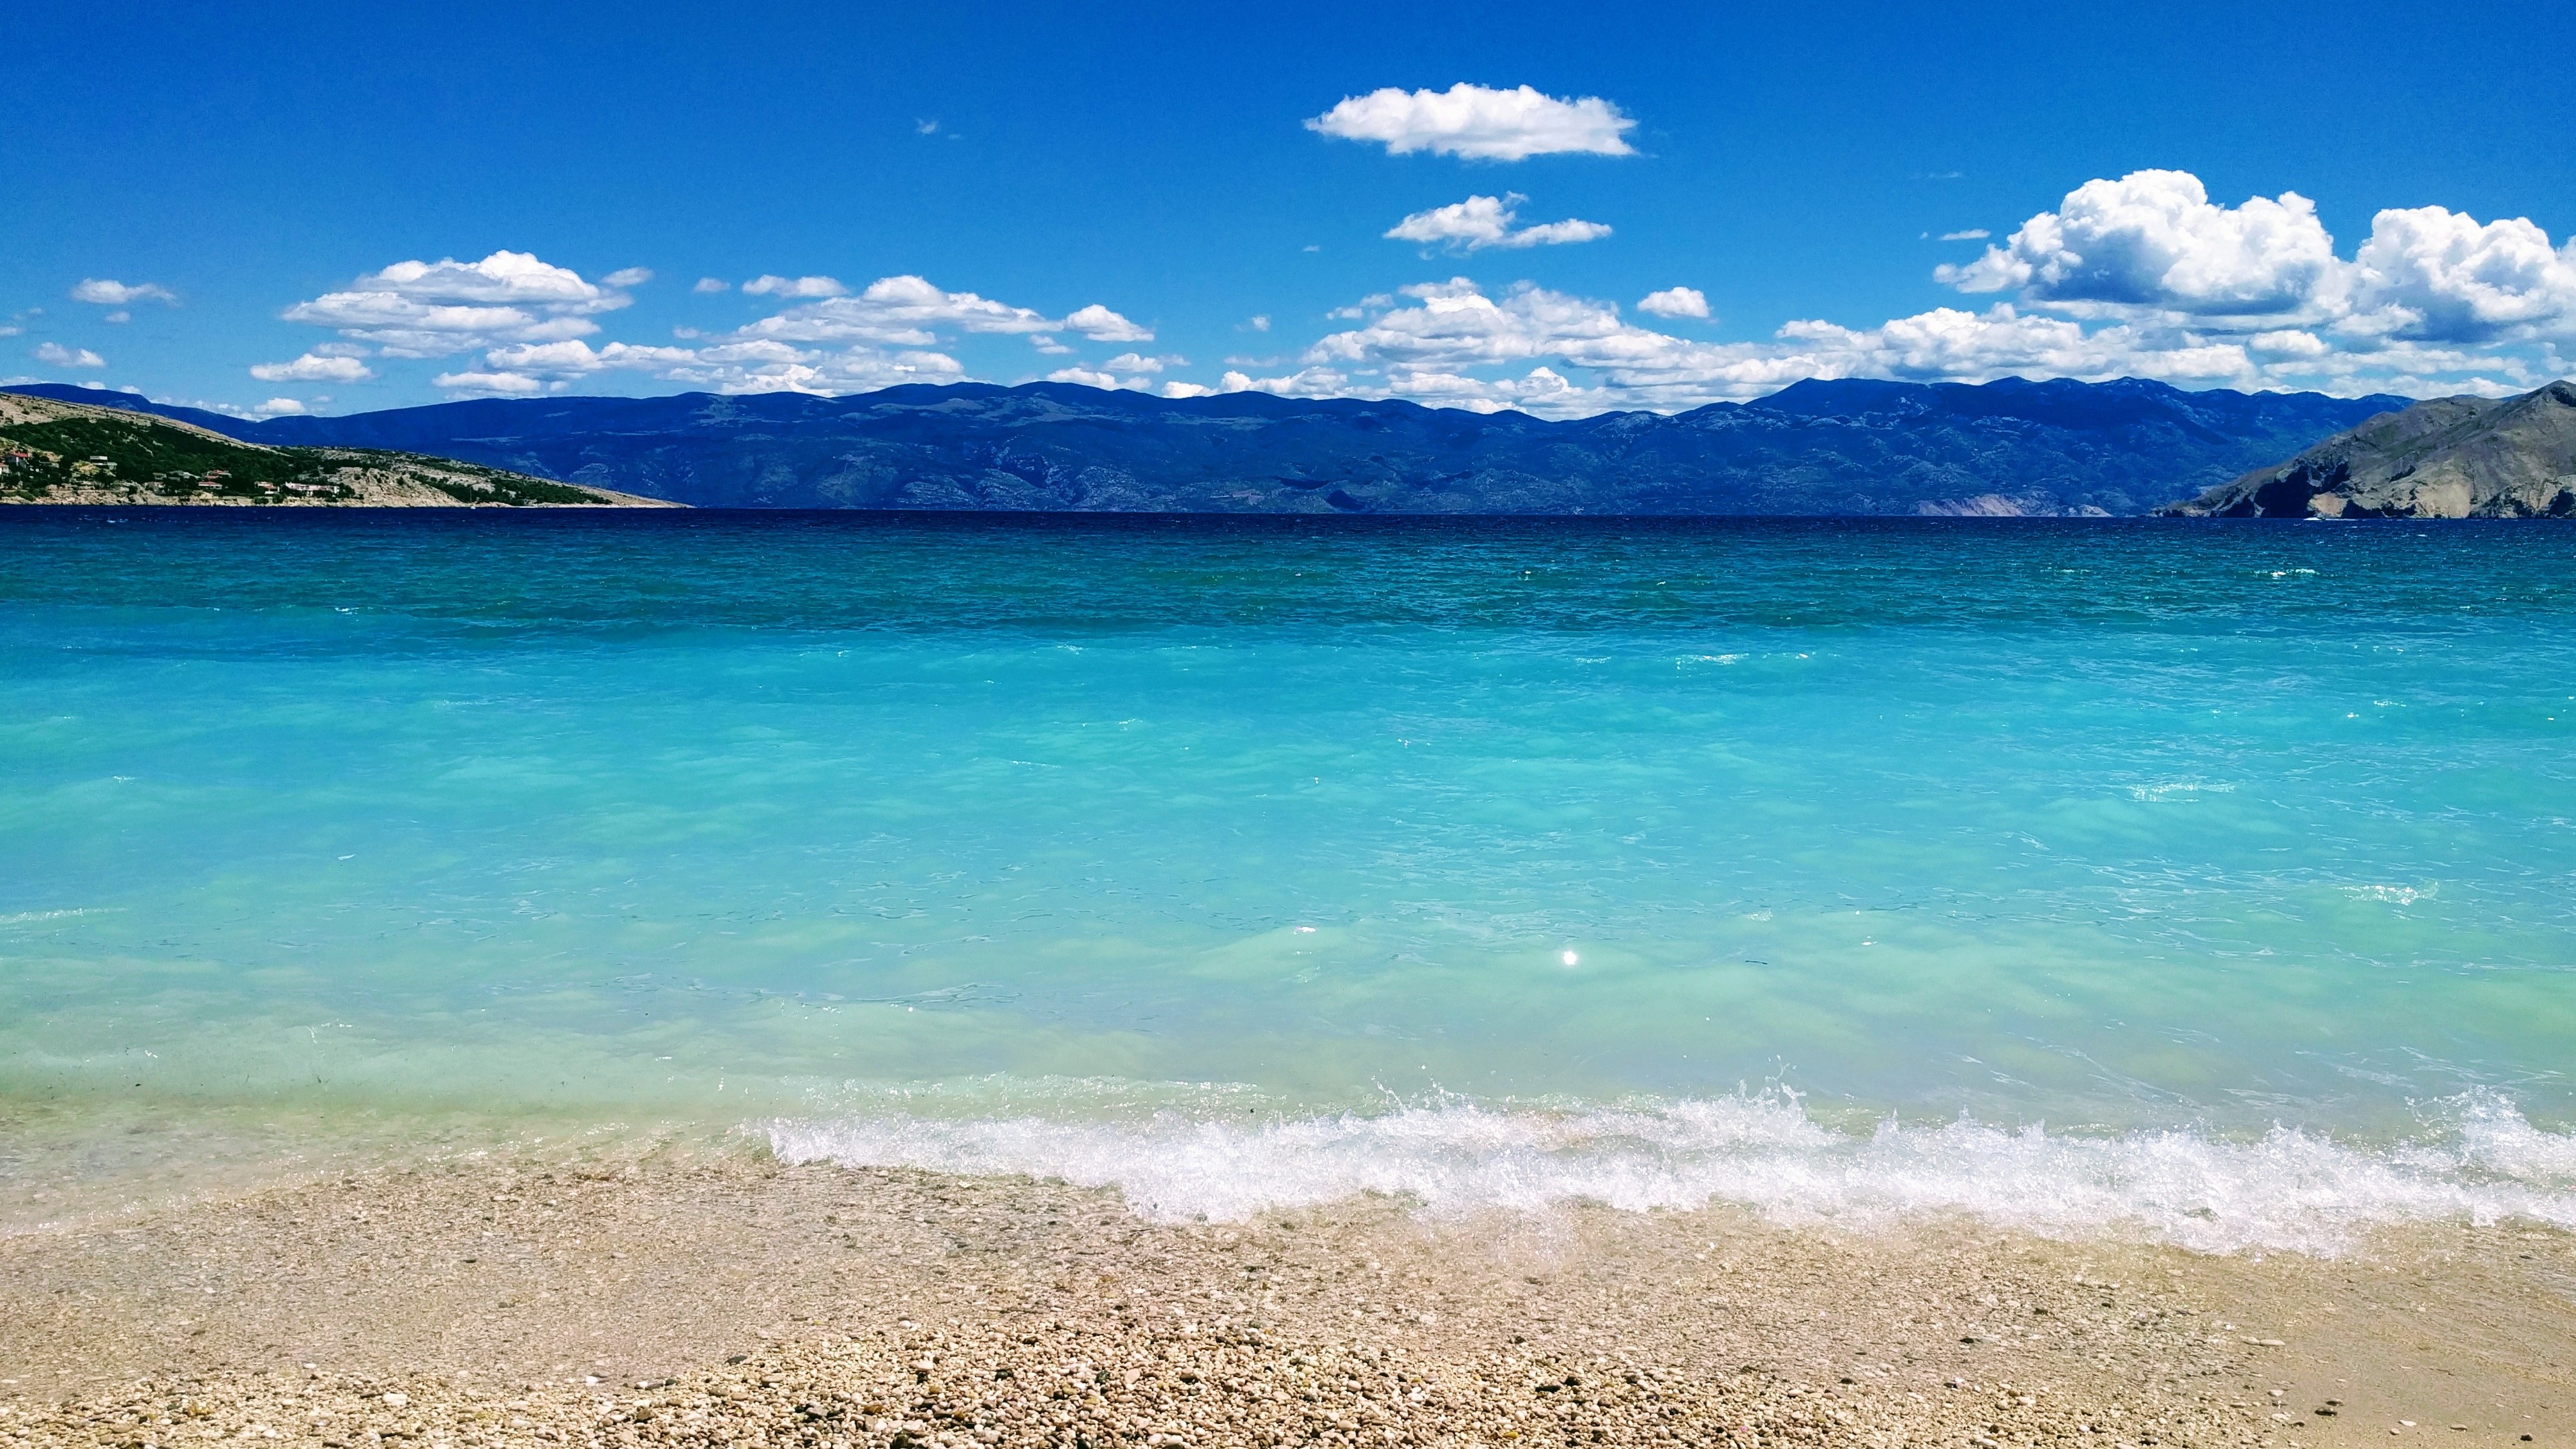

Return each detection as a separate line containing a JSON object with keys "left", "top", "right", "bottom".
{"left": 2163, "top": 380, "right": 2576, "bottom": 519}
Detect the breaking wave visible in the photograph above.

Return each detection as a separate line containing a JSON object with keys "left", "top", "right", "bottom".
{"left": 765, "top": 1087, "right": 2576, "bottom": 1257}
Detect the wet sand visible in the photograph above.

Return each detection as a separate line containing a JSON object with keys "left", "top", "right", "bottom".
{"left": 2, "top": 1144, "right": 2570, "bottom": 1447}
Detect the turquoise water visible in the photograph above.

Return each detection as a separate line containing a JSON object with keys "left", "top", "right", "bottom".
{"left": 5, "top": 510, "right": 2574, "bottom": 1249}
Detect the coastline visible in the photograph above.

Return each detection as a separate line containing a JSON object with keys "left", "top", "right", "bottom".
{"left": 4, "top": 1142, "right": 2567, "bottom": 1447}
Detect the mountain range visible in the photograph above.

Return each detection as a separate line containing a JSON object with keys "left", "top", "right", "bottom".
{"left": 3, "top": 377, "right": 2411, "bottom": 515}
{"left": 2164, "top": 380, "right": 2576, "bottom": 519}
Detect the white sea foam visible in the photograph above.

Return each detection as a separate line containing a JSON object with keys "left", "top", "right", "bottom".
{"left": 764, "top": 1089, "right": 2576, "bottom": 1256}
{"left": 2127, "top": 780, "right": 2236, "bottom": 802}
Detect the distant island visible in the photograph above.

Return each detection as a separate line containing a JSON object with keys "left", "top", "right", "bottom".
{"left": 7, "top": 376, "right": 2406, "bottom": 516}
{"left": 2161, "top": 379, "right": 2576, "bottom": 519}
{"left": 0, "top": 393, "right": 675, "bottom": 508}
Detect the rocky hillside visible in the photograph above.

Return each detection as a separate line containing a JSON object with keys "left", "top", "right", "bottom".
{"left": 0, "top": 394, "right": 675, "bottom": 508}
{"left": 2163, "top": 380, "right": 2576, "bottom": 519}
{"left": 6, "top": 377, "right": 2404, "bottom": 516}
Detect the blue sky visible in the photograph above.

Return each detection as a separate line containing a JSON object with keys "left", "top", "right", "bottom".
{"left": 5, "top": 1, "right": 2572, "bottom": 418}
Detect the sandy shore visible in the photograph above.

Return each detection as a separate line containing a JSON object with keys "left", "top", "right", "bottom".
{"left": 2, "top": 1144, "right": 2569, "bottom": 1448}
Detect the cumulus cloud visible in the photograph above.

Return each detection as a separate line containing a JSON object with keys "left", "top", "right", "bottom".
{"left": 250, "top": 397, "right": 312, "bottom": 416}
{"left": 2248, "top": 328, "right": 2331, "bottom": 358}
{"left": 1307, "top": 82, "right": 1636, "bottom": 160}
{"left": 2342, "top": 206, "right": 2576, "bottom": 342}
{"left": 262, "top": 172, "right": 2562, "bottom": 415}
{"left": 1937, "top": 170, "right": 2337, "bottom": 316}
{"left": 1938, "top": 229, "right": 1990, "bottom": 242}
{"left": 1923, "top": 167, "right": 2576, "bottom": 381}
{"left": 383, "top": 272, "right": 1151, "bottom": 399}
{"left": 740, "top": 277, "right": 1063, "bottom": 347}
{"left": 1202, "top": 277, "right": 2291, "bottom": 417}
{"left": 1045, "top": 366, "right": 1153, "bottom": 392}
{"left": 282, "top": 250, "right": 636, "bottom": 356}
{"left": 1637, "top": 286, "right": 1710, "bottom": 319}
{"left": 1065, "top": 303, "right": 1153, "bottom": 342}
{"left": 72, "top": 279, "right": 178, "bottom": 306}
{"left": 480, "top": 339, "right": 702, "bottom": 375}
{"left": 1232, "top": 226, "right": 2572, "bottom": 416}
{"left": 429, "top": 370, "right": 547, "bottom": 396}
{"left": 694, "top": 277, "right": 730, "bottom": 294}
{"left": 742, "top": 274, "right": 848, "bottom": 298}
{"left": 1384, "top": 194, "right": 1611, "bottom": 252}
{"left": 250, "top": 353, "right": 375, "bottom": 383}
{"left": 34, "top": 341, "right": 105, "bottom": 369}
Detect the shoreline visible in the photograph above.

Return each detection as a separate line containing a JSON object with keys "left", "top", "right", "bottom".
{"left": 4, "top": 1146, "right": 2568, "bottom": 1446}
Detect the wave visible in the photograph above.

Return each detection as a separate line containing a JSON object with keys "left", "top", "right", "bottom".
{"left": 764, "top": 1087, "right": 2576, "bottom": 1256}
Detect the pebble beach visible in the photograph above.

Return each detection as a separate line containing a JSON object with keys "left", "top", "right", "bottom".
{"left": 4, "top": 1144, "right": 2568, "bottom": 1448}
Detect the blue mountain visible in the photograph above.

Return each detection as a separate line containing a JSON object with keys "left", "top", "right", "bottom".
{"left": 3, "top": 377, "right": 2409, "bottom": 514}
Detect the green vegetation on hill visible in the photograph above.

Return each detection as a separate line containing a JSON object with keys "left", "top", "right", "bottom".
{"left": 0, "top": 409, "right": 618, "bottom": 505}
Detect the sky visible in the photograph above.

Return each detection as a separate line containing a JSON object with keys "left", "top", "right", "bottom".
{"left": 4, "top": 1, "right": 2573, "bottom": 420}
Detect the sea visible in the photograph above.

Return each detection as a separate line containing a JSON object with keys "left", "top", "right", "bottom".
{"left": 3, "top": 509, "right": 2573, "bottom": 1254}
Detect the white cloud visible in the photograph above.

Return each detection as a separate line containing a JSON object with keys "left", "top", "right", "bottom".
{"left": 351, "top": 252, "right": 622, "bottom": 309}
{"left": 470, "top": 330, "right": 969, "bottom": 398}
{"left": 2342, "top": 206, "right": 2576, "bottom": 342}
{"left": 602, "top": 267, "right": 654, "bottom": 288}
{"left": 282, "top": 250, "right": 635, "bottom": 356}
{"left": 251, "top": 397, "right": 311, "bottom": 416}
{"left": 375, "top": 273, "right": 1147, "bottom": 399}
{"left": 1065, "top": 303, "right": 1152, "bottom": 342}
{"left": 34, "top": 341, "right": 105, "bottom": 369}
{"left": 1637, "top": 286, "right": 1709, "bottom": 319}
{"left": 669, "top": 349, "right": 965, "bottom": 395}
{"left": 1045, "top": 366, "right": 1153, "bottom": 392}
{"left": 2248, "top": 328, "right": 2330, "bottom": 358}
{"left": 1937, "top": 170, "right": 2337, "bottom": 316}
{"left": 742, "top": 274, "right": 848, "bottom": 298}
{"left": 1029, "top": 334, "right": 1075, "bottom": 355}
{"left": 1241, "top": 240, "right": 2572, "bottom": 417}
{"left": 1306, "top": 82, "right": 1636, "bottom": 160}
{"left": 694, "top": 277, "right": 730, "bottom": 294}
{"left": 740, "top": 277, "right": 1061, "bottom": 346}
{"left": 250, "top": 353, "right": 375, "bottom": 383}
{"left": 1919, "top": 167, "right": 2576, "bottom": 380}
{"left": 1160, "top": 381, "right": 1215, "bottom": 399}
{"left": 72, "top": 279, "right": 178, "bottom": 306}
{"left": 430, "top": 370, "right": 548, "bottom": 395}
{"left": 1244, "top": 315, "right": 1271, "bottom": 332}
{"left": 480, "top": 339, "right": 701, "bottom": 376}
{"left": 103, "top": 310, "right": 131, "bottom": 324}
{"left": 1384, "top": 194, "right": 1611, "bottom": 252}
{"left": 1938, "top": 229, "right": 1989, "bottom": 241}
{"left": 1211, "top": 277, "right": 2288, "bottom": 417}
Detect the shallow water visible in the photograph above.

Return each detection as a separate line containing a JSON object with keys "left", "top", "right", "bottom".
{"left": 4, "top": 510, "right": 2573, "bottom": 1248}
